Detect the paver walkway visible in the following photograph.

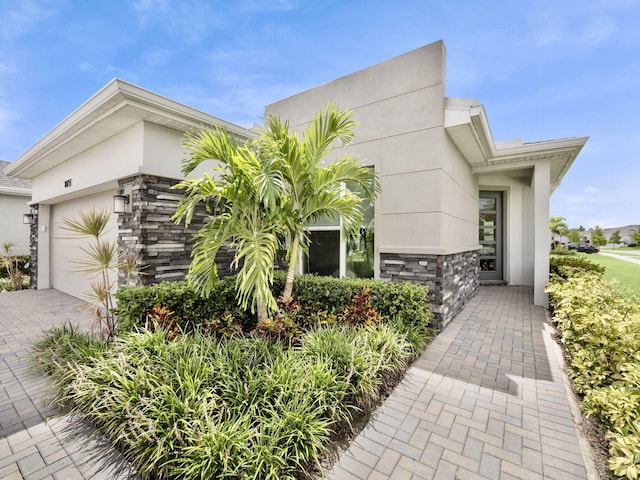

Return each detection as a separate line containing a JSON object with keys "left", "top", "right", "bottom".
{"left": 1, "top": 286, "right": 596, "bottom": 479}
{"left": 599, "top": 251, "right": 640, "bottom": 265}
{"left": 0, "top": 289, "right": 135, "bottom": 480}
{"left": 328, "top": 285, "right": 597, "bottom": 479}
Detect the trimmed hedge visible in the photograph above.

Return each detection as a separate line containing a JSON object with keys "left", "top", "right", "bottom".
{"left": 115, "top": 272, "right": 434, "bottom": 344}
{"left": 549, "top": 254, "right": 605, "bottom": 279}
{"left": 546, "top": 257, "right": 640, "bottom": 479}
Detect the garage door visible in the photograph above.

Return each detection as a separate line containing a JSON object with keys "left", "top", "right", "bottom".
{"left": 50, "top": 190, "right": 118, "bottom": 300}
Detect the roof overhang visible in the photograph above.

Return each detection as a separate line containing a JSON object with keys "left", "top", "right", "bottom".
{"left": 444, "top": 97, "right": 588, "bottom": 191}
{"left": 5, "top": 79, "right": 252, "bottom": 179}
{"left": 0, "top": 186, "right": 31, "bottom": 196}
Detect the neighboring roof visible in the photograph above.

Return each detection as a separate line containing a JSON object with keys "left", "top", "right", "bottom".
{"left": 0, "top": 160, "right": 31, "bottom": 196}
{"left": 5, "top": 79, "right": 252, "bottom": 180}
{"left": 599, "top": 225, "right": 639, "bottom": 237}
{"left": 444, "top": 97, "right": 588, "bottom": 191}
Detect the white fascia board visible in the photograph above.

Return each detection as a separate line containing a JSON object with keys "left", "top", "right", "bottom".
{"left": 0, "top": 186, "right": 31, "bottom": 196}
{"left": 491, "top": 136, "right": 589, "bottom": 161}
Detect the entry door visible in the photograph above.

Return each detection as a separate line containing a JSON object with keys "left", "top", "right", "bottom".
{"left": 479, "top": 191, "right": 503, "bottom": 281}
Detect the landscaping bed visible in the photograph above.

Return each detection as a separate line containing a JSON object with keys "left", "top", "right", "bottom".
{"left": 31, "top": 274, "right": 436, "bottom": 479}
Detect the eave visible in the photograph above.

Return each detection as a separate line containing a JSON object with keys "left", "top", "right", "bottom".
{"left": 444, "top": 97, "right": 588, "bottom": 191}
{"left": 6, "top": 79, "right": 253, "bottom": 179}
{"left": 0, "top": 186, "right": 31, "bottom": 196}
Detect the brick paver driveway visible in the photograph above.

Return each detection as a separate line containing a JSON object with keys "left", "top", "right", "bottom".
{"left": 0, "top": 289, "right": 135, "bottom": 480}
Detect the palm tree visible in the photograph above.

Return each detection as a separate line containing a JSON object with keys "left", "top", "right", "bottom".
{"left": 260, "top": 104, "right": 381, "bottom": 301}
{"left": 173, "top": 128, "right": 287, "bottom": 321}
{"left": 549, "top": 216, "right": 568, "bottom": 242}
{"left": 60, "top": 208, "right": 137, "bottom": 340}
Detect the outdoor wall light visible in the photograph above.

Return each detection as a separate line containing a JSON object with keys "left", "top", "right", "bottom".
{"left": 113, "top": 194, "right": 130, "bottom": 214}
{"left": 22, "top": 213, "right": 35, "bottom": 225}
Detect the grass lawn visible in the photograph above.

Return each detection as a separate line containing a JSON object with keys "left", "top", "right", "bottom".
{"left": 583, "top": 253, "right": 640, "bottom": 297}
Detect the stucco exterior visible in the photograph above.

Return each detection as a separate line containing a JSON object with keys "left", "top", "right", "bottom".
{"left": 0, "top": 161, "right": 31, "bottom": 256}
{"left": 266, "top": 41, "right": 587, "bottom": 317}
{"left": 4, "top": 40, "right": 587, "bottom": 325}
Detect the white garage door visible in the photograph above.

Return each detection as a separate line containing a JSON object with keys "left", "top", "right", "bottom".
{"left": 50, "top": 190, "right": 118, "bottom": 300}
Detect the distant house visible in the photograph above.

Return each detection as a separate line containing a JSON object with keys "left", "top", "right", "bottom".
{"left": 0, "top": 160, "right": 32, "bottom": 256}
{"left": 599, "top": 225, "right": 640, "bottom": 247}
{"left": 4, "top": 40, "right": 588, "bottom": 326}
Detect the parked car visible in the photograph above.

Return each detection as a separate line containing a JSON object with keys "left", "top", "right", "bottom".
{"left": 568, "top": 242, "right": 600, "bottom": 253}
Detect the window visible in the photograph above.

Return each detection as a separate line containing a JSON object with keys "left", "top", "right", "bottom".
{"left": 303, "top": 177, "right": 375, "bottom": 279}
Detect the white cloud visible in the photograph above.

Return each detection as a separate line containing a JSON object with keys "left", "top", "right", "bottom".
{"left": 143, "top": 48, "right": 171, "bottom": 66}
{"left": 130, "top": 0, "right": 221, "bottom": 43}
{"left": 238, "top": 0, "right": 298, "bottom": 12}
{"left": 0, "top": 0, "right": 58, "bottom": 40}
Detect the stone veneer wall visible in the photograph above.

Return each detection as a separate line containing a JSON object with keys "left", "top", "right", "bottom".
{"left": 28, "top": 204, "right": 39, "bottom": 289}
{"left": 116, "top": 175, "right": 236, "bottom": 288}
{"left": 380, "top": 250, "right": 479, "bottom": 328}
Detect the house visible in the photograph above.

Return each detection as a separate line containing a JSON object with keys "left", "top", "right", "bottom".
{"left": 599, "top": 225, "right": 640, "bottom": 247}
{"left": 0, "top": 161, "right": 32, "bottom": 256}
{"left": 4, "top": 40, "right": 587, "bottom": 327}
{"left": 266, "top": 41, "right": 587, "bottom": 324}
{"left": 4, "top": 81, "right": 250, "bottom": 300}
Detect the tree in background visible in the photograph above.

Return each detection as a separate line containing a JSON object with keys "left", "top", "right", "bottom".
{"left": 566, "top": 228, "right": 582, "bottom": 243}
{"left": 590, "top": 225, "right": 607, "bottom": 247}
{"left": 549, "top": 216, "right": 568, "bottom": 242}
{"left": 632, "top": 226, "right": 640, "bottom": 246}
{"left": 609, "top": 230, "right": 622, "bottom": 248}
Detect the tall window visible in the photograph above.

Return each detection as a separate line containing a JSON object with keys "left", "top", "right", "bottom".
{"left": 304, "top": 178, "right": 375, "bottom": 279}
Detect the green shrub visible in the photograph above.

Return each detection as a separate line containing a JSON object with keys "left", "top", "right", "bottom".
{"left": 550, "top": 247, "right": 577, "bottom": 256}
{"left": 0, "top": 275, "right": 30, "bottom": 292}
{"left": 30, "top": 323, "right": 107, "bottom": 388}
{"left": 0, "top": 254, "right": 30, "bottom": 277}
{"left": 547, "top": 266, "right": 640, "bottom": 479}
{"left": 549, "top": 255, "right": 605, "bottom": 279}
{"left": 547, "top": 273, "right": 640, "bottom": 392}
{"left": 115, "top": 277, "right": 243, "bottom": 332}
{"left": 115, "top": 273, "right": 435, "bottom": 351}
{"left": 37, "top": 324, "right": 416, "bottom": 479}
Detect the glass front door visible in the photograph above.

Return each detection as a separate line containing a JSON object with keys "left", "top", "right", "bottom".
{"left": 479, "top": 191, "right": 503, "bottom": 281}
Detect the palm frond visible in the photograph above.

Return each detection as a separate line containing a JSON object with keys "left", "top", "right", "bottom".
{"left": 305, "top": 103, "right": 357, "bottom": 161}
{"left": 70, "top": 240, "right": 118, "bottom": 274}
{"left": 180, "top": 127, "right": 242, "bottom": 175}
{"left": 60, "top": 208, "right": 112, "bottom": 239}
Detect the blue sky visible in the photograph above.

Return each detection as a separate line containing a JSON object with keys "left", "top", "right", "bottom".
{"left": 1, "top": 0, "right": 638, "bottom": 229}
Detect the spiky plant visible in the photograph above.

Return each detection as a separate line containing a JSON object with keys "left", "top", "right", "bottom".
{"left": 60, "top": 208, "right": 138, "bottom": 340}
{"left": 1, "top": 242, "right": 25, "bottom": 291}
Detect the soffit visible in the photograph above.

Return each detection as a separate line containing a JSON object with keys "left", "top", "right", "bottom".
{"left": 444, "top": 97, "right": 588, "bottom": 191}
{"left": 6, "top": 79, "right": 253, "bottom": 179}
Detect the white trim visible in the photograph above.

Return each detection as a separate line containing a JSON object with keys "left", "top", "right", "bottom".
{"left": 444, "top": 97, "right": 588, "bottom": 190}
{"left": 0, "top": 186, "right": 31, "bottom": 196}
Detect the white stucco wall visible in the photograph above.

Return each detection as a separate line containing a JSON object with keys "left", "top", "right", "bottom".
{"left": 141, "top": 122, "right": 188, "bottom": 179}
{"left": 0, "top": 193, "right": 31, "bottom": 256}
{"left": 266, "top": 41, "right": 479, "bottom": 260}
{"left": 31, "top": 123, "right": 144, "bottom": 205}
